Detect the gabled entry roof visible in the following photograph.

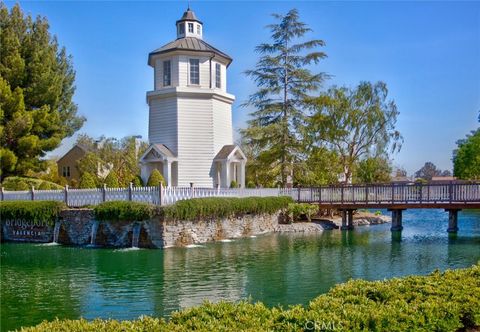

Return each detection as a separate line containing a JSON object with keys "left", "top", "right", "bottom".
{"left": 139, "top": 144, "right": 177, "bottom": 162}
{"left": 214, "top": 145, "right": 247, "bottom": 161}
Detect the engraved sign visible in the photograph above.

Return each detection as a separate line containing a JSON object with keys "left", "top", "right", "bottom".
{"left": 2, "top": 219, "right": 53, "bottom": 242}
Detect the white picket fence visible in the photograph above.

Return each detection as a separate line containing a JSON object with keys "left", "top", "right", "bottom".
{"left": 0, "top": 185, "right": 294, "bottom": 207}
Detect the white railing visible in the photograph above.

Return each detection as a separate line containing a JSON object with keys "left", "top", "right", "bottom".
{"left": 1, "top": 185, "right": 294, "bottom": 207}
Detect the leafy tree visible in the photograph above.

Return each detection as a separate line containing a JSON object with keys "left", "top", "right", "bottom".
{"left": 414, "top": 162, "right": 451, "bottom": 181}
{"left": 76, "top": 134, "right": 147, "bottom": 187}
{"left": 104, "top": 170, "right": 119, "bottom": 188}
{"left": 147, "top": 169, "right": 165, "bottom": 186}
{"left": 393, "top": 167, "right": 408, "bottom": 178}
{"left": 306, "top": 81, "right": 402, "bottom": 183}
{"left": 0, "top": 4, "right": 85, "bottom": 178}
{"left": 294, "top": 147, "right": 342, "bottom": 186}
{"left": 355, "top": 157, "right": 392, "bottom": 184}
{"left": 453, "top": 124, "right": 480, "bottom": 180}
{"left": 241, "top": 8, "right": 328, "bottom": 186}
{"left": 79, "top": 172, "right": 96, "bottom": 189}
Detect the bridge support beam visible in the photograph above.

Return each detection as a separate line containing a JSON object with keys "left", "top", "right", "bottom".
{"left": 389, "top": 209, "right": 404, "bottom": 231}
{"left": 341, "top": 209, "right": 355, "bottom": 230}
{"left": 446, "top": 209, "right": 460, "bottom": 233}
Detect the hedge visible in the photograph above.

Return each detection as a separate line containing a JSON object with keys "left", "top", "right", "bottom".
{"left": 19, "top": 263, "right": 480, "bottom": 331}
{"left": 1, "top": 176, "right": 63, "bottom": 191}
{"left": 162, "top": 196, "right": 293, "bottom": 220}
{"left": 93, "top": 201, "right": 156, "bottom": 222}
{"left": 0, "top": 201, "right": 65, "bottom": 225}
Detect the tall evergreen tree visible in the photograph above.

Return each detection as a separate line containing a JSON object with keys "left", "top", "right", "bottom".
{"left": 0, "top": 3, "right": 85, "bottom": 178}
{"left": 241, "top": 9, "right": 327, "bottom": 186}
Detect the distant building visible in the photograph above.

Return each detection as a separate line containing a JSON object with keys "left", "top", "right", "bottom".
{"left": 431, "top": 176, "right": 457, "bottom": 182}
{"left": 56, "top": 144, "right": 88, "bottom": 182}
{"left": 139, "top": 8, "right": 246, "bottom": 188}
{"left": 56, "top": 144, "right": 111, "bottom": 183}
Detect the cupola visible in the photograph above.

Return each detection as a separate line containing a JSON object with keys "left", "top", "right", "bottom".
{"left": 176, "top": 7, "right": 203, "bottom": 39}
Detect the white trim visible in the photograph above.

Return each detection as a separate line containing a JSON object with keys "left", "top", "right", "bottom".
{"left": 147, "top": 86, "right": 235, "bottom": 104}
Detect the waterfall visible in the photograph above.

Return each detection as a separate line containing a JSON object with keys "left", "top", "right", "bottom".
{"left": 90, "top": 220, "right": 99, "bottom": 246}
{"left": 132, "top": 224, "right": 141, "bottom": 248}
{"left": 52, "top": 221, "right": 61, "bottom": 243}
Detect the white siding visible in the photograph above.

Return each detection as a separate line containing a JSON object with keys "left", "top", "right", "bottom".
{"left": 177, "top": 96, "right": 215, "bottom": 187}
{"left": 148, "top": 96, "right": 178, "bottom": 154}
{"left": 212, "top": 98, "right": 233, "bottom": 154}
{"left": 154, "top": 56, "right": 179, "bottom": 89}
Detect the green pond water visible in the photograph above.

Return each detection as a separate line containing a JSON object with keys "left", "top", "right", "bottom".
{"left": 1, "top": 209, "right": 480, "bottom": 331}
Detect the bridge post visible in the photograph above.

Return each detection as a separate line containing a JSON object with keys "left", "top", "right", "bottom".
{"left": 341, "top": 209, "right": 354, "bottom": 230}
{"left": 347, "top": 210, "right": 354, "bottom": 230}
{"left": 389, "top": 209, "right": 404, "bottom": 231}
{"left": 446, "top": 209, "right": 460, "bottom": 233}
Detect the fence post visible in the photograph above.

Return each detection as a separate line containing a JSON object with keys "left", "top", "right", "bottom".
{"left": 102, "top": 184, "right": 107, "bottom": 202}
{"left": 391, "top": 183, "right": 395, "bottom": 204}
{"left": 64, "top": 185, "right": 69, "bottom": 206}
{"left": 297, "top": 185, "right": 301, "bottom": 202}
{"left": 30, "top": 185, "right": 35, "bottom": 201}
{"left": 419, "top": 183, "right": 423, "bottom": 203}
{"left": 190, "top": 182, "right": 194, "bottom": 199}
{"left": 365, "top": 186, "right": 369, "bottom": 204}
{"left": 158, "top": 182, "right": 163, "bottom": 206}
{"left": 341, "top": 185, "right": 344, "bottom": 204}
{"left": 128, "top": 182, "right": 133, "bottom": 201}
{"left": 216, "top": 183, "right": 220, "bottom": 195}
{"left": 0, "top": 186, "right": 4, "bottom": 201}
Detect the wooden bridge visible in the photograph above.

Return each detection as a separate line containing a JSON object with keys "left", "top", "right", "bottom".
{"left": 295, "top": 182, "right": 480, "bottom": 232}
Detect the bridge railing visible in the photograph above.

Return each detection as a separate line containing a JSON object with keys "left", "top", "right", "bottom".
{"left": 297, "top": 182, "right": 480, "bottom": 204}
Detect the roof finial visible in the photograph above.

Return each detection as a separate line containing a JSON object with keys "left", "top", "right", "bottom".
{"left": 187, "top": 2, "right": 190, "bottom": 11}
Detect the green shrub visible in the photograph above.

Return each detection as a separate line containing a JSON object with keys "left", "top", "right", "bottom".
{"left": 374, "top": 210, "right": 382, "bottom": 216}
{"left": 246, "top": 181, "right": 256, "bottom": 188}
{"left": 147, "top": 169, "right": 165, "bottom": 186}
{"left": 22, "top": 264, "right": 480, "bottom": 331}
{"left": 287, "top": 203, "right": 319, "bottom": 222}
{"left": 104, "top": 170, "right": 119, "bottom": 188}
{"left": 132, "top": 175, "right": 143, "bottom": 187}
{"left": 79, "top": 172, "right": 97, "bottom": 189}
{"left": 1, "top": 176, "right": 62, "bottom": 190}
{"left": 230, "top": 180, "right": 238, "bottom": 188}
{"left": 0, "top": 201, "right": 65, "bottom": 225}
{"left": 163, "top": 196, "right": 293, "bottom": 221}
{"left": 94, "top": 201, "right": 155, "bottom": 222}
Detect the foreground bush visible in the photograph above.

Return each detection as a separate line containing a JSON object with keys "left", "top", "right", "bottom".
{"left": 94, "top": 201, "right": 156, "bottom": 222}
{"left": 163, "top": 196, "right": 293, "bottom": 220}
{"left": 0, "top": 201, "right": 65, "bottom": 225}
{"left": 21, "top": 264, "right": 480, "bottom": 331}
{"left": 286, "top": 203, "right": 319, "bottom": 222}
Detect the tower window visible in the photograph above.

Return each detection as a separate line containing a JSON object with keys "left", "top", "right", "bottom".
{"left": 163, "top": 60, "right": 171, "bottom": 86}
{"left": 179, "top": 23, "right": 185, "bottom": 35}
{"left": 189, "top": 59, "right": 199, "bottom": 85}
{"left": 188, "top": 23, "right": 194, "bottom": 33}
{"left": 197, "top": 24, "right": 201, "bottom": 35}
{"left": 215, "top": 63, "right": 221, "bottom": 88}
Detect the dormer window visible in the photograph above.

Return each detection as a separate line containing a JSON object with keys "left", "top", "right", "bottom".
{"left": 189, "top": 59, "right": 199, "bottom": 85}
{"left": 188, "top": 23, "right": 194, "bottom": 33}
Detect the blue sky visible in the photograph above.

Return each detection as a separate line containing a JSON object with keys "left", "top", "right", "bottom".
{"left": 7, "top": 1, "right": 480, "bottom": 175}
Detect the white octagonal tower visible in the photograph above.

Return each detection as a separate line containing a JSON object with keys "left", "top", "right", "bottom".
{"left": 140, "top": 8, "right": 246, "bottom": 188}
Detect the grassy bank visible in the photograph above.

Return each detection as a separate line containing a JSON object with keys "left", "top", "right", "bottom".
{"left": 19, "top": 263, "right": 480, "bottom": 331}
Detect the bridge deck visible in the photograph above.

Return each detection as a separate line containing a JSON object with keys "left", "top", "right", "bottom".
{"left": 296, "top": 183, "right": 480, "bottom": 210}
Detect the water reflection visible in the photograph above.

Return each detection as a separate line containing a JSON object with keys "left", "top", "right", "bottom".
{"left": 1, "top": 209, "right": 479, "bottom": 332}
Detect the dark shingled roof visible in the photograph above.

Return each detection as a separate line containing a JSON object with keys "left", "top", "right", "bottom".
{"left": 153, "top": 144, "right": 175, "bottom": 158}
{"left": 149, "top": 37, "right": 232, "bottom": 66}
{"left": 214, "top": 145, "right": 237, "bottom": 160}
{"left": 176, "top": 8, "right": 202, "bottom": 24}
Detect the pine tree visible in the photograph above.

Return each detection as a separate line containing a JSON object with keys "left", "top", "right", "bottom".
{"left": 241, "top": 9, "right": 327, "bottom": 186}
{"left": 147, "top": 169, "right": 165, "bottom": 186}
{"left": 0, "top": 3, "right": 85, "bottom": 179}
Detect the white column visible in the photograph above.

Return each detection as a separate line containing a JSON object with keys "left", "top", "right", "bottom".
{"left": 163, "top": 160, "right": 172, "bottom": 187}
{"left": 224, "top": 161, "right": 230, "bottom": 188}
{"left": 240, "top": 160, "right": 246, "bottom": 188}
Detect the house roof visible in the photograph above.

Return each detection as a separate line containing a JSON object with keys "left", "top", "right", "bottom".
{"left": 214, "top": 145, "right": 246, "bottom": 161}
{"left": 56, "top": 143, "right": 89, "bottom": 164}
{"left": 149, "top": 37, "right": 232, "bottom": 66}
{"left": 176, "top": 8, "right": 202, "bottom": 24}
